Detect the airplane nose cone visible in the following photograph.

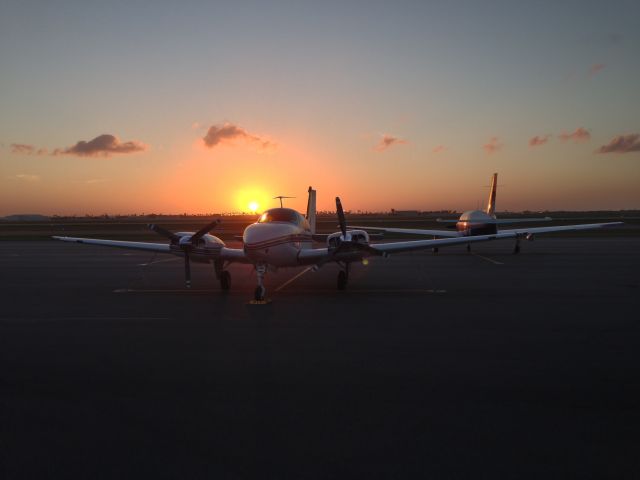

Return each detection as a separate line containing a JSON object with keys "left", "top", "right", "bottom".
{"left": 242, "top": 223, "right": 264, "bottom": 247}
{"left": 243, "top": 222, "right": 299, "bottom": 261}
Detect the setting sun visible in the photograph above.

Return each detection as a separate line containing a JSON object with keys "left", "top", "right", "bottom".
{"left": 248, "top": 201, "right": 259, "bottom": 213}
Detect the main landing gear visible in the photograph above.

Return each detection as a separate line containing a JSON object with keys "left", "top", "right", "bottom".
{"left": 214, "top": 260, "right": 231, "bottom": 291}
{"left": 337, "top": 262, "right": 350, "bottom": 290}
{"left": 220, "top": 270, "right": 231, "bottom": 290}
{"left": 513, "top": 238, "right": 521, "bottom": 255}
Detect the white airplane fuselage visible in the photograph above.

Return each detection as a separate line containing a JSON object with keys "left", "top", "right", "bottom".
{"left": 242, "top": 208, "right": 315, "bottom": 267}
{"left": 456, "top": 210, "right": 498, "bottom": 236}
{"left": 243, "top": 221, "right": 313, "bottom": 267}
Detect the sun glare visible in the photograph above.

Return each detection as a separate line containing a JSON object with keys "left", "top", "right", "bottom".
{"left": 248, "top": 201, "right": 259, "bottom": 213}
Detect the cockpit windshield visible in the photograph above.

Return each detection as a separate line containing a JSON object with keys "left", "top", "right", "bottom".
{"left": 258, "top": 208, "right": 299, "bottom": 224}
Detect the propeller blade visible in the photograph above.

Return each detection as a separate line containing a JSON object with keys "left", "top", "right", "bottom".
{"left": 336, "top": 197, "right": 347, "bottom": 238}
{"left": 190, "top": 219, "right": 221, "bottom": 243}
{"left": 184, "top": 251, "right": 191, "bottom": 288}
{"left": 148, "top": 223, "right": 180, "bottom": 242}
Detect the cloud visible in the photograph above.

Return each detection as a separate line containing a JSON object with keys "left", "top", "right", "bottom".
{"left": 432, "top": 145, "right": 445, "bottom": 153}
{"left": 596, "top": 134, "right": 640, "bottom": 154}
{"left": 374, "top": 134, "right": 408, "bottom": 151}
{"left": 53, "top": 134, "right": 147, "bottom": 157}
{"left": 483, "top": 137, "right": 502, "bottom": 154}
{"left": 559, "top": 127, "right": 591, "bottom": 142}
{"left": 202, "top": 123, "right": 276, "bottom": 152}
{"left": 11, "top": 144, "right": 47, "bottom": 155}
{"left": 529, "top": 135, "right": 550, "bottom": 147}
{"left": 588, "top": 63, "right": 605, "bottom": 77}
{"left": 10, "top": 174, "right": 40, "bottom": 182}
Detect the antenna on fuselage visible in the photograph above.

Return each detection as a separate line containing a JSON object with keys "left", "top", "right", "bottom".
{"left": 273, "top": 195, "right": 295, "bottom": 208}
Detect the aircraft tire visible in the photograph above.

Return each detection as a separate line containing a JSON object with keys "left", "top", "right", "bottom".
{"left": 220, "top": 271, "right": 231, "bottom": 290}
{"left": 337, "top": 270, "right": 347, "bottom": 290}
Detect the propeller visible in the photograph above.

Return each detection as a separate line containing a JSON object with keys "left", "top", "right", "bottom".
{"left": 314, "top": 197, "right": 383, "bottom": 270}
{"left": 148, "top": 223, "right": 180, "bottom": 242}
{"left": 148, "top": 219, "right": 221, "bottom": 288}
{"left": 336, "top": 197, "right": 347, "bottom": 238}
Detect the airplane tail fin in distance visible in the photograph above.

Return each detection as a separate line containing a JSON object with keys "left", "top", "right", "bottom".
{"left": 306, "top": 186, "right": 317, "bottom": 234}
{"left": 485, "top": 173, "right": 497, "bottom": 217}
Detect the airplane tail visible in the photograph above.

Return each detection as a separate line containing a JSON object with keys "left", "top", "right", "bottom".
{"left": 485, "top": 173, "right": 497, "bottom": 217}
{"left": 306, "top": 186, "right": 317, "bottom": 234}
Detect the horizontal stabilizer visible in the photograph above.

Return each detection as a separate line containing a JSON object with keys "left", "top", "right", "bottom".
{"left": 494, "top": 217, "right": 552, "bottom": 224}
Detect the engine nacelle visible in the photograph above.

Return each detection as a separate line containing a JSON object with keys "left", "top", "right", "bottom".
{"left": 326, "top": 229, "right": 370, "bottom": 249}
{"left": 176, "top": 232, "right": 226, "bottom": 248}
{"left": 200, "top": 233, "right": 226, "bottom": 247}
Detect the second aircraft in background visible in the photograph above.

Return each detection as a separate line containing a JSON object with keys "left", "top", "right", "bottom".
{"left": 352, "top": 173, "right": 622, "bottom": 253}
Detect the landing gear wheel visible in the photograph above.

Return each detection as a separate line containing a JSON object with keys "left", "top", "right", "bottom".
{"left": 254, "top": 285, "right": 266, "bottom": 301}
{"left": 466, "top": 244, "right": 471, "bottom": 253}
{"left": 337, "top": 270, "right": 348, "bottom": 290}
{"left": 513, "top": 244, "right": 520, "bottom": 254}
{"left": 220, "top": 270, "right": 231, "bottom": 290}
{"left": 432, "top": 247, "right": 439, "bottom": 255}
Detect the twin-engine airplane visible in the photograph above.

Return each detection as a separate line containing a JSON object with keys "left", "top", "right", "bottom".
{"left": 352, "top": 173, "right": 623, "bottom": 254}
{"left": 53, "top": 187, "right": 527, "bottom": 302}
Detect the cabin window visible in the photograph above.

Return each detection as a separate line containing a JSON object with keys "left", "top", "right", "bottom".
{"left": 258, "top": 208, "right": 298, "bottom": 224}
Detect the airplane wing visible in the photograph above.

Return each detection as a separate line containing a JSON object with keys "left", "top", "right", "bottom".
{"left": 368, "top": 233, "right": 514, "bottom": 254}
{"left": 499, "top": 222, "right": 623, "bottom": 235}
{"left": 52, "top": 236, "right": 171, "bottom": 253}
{"left": 219, "top": 247, "right": 252, "bottom": 263}
{"left": 352, "top": 221, "right": 622, "bottom": 239}
{"left": 350, "top": 225, "right": 461, "bottom": 238}
{"left": 52, "top": 235, "right": 251, "bottom": 263}
{"left": 297, "top": 232, "right": 514, "bottom": 264}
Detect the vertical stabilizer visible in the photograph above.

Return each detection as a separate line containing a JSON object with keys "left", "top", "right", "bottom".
{"left": 306, "top": 186, "right": 317, "bottom": 234}
{"left": 485, "top": 173, "right": 497, "bottom": 217}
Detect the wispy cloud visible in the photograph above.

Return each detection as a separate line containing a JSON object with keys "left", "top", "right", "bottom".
{"left": 202, "top": 123, "right": 276, "bottom": 152}
{"left": 10, "top": 174, "right": 40, "bottom": 182}
{"left": 588, "top": 63, "right": 606, "bottom": 77}
{"left": 374, "top": 134, "right": 408, "bottom": 151}
{"left": 483, "top": 137, "right": 502, "bottom": 154}
{"left": 11, "top": 144, "right": 47, "bottom": 155}
{"left": 432, "top": 145, "right": 445, "bottom": 153}
{"left": 529, "top": 135, "right": 550, "bottom": 147}
{"left": 53, "top": 134, "right": 147, "bottom": 157}
{"left": 559, "top": 127, "right": 591, "bottom": 142}
{"left": 596, "top": 134, "right": 640, "bottom": 154}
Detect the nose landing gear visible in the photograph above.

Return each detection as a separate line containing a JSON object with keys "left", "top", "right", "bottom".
{"left": 250, "top": 263, "right": 271, "bottom": 304}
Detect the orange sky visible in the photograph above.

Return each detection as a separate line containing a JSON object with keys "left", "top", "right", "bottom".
{"left": 2, "top": 2, "right": 639, "bottom": 215}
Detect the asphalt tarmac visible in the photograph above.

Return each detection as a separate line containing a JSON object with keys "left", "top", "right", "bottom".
{"left": 1, "top": 237, "right": 639, "bottom": 479}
